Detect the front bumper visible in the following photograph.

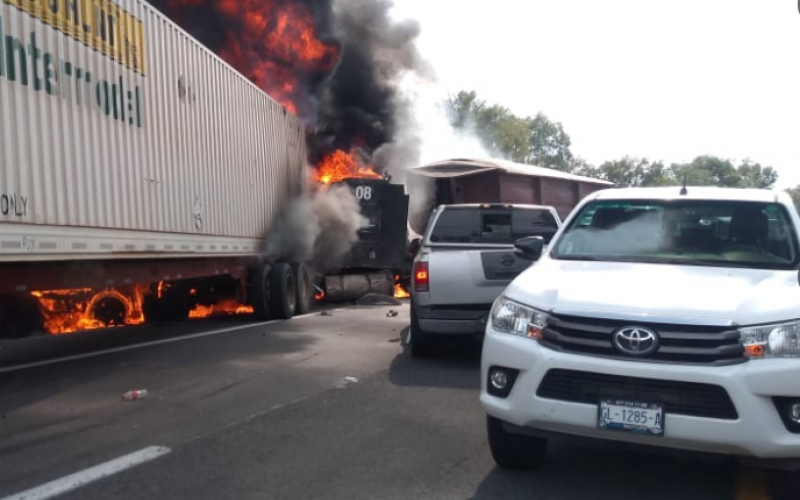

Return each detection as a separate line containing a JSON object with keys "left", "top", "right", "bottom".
{"left": 480, "top": 327, "right": 800, "bottom": 461}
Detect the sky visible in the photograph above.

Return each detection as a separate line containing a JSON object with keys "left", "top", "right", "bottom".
{"left": 388, "top": 0, "right": 800, "bottom": 189}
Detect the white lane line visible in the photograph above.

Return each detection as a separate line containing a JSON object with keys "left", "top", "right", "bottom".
{"left": 0, "top": 321, "right": 281, "bottom": 374}
{"left": 0, "top": 307, "right": 350, "bottom": 374}
{"left": 0, "top": 446, "right": 171, "bottom": 500}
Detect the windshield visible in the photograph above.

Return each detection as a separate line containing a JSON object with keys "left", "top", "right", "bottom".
{"left": 551, "top": 199, "right": 800, "bottom": 269}
{"left": 429, "top": 207, "right": 559, "bottom": 245}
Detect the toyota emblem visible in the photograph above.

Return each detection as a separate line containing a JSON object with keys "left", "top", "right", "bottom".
{"left": 613, "top": 326, "right": 659, "bottom": 357}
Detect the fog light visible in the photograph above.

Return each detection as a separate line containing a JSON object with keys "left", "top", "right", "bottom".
{"left": 487, "top": 367, "right": 519, "bottom": 398}
{"left": 791, "top": 403, "right": 800, "bottom": 424}
{"left": 491, "top": 371, "right": 508, "bottom": 390}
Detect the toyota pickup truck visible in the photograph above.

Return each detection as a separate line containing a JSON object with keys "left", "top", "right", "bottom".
{"left": 409, "top": 203, "right": 561, "bottom": 357}
{"left": 480, "top": 186, "right": 800, "bottom": 498}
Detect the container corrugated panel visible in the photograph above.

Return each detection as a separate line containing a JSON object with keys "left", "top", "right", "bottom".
{"left": 0, "top": 0, "right": 307, "bottom": 262}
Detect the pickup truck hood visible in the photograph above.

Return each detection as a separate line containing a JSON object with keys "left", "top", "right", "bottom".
{"left": 503, "top": 257, "right": 800, "bottom": 326}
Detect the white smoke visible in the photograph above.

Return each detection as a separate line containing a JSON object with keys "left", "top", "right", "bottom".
{"left": 262, "top": 183, "right": 367, "bottom": 272}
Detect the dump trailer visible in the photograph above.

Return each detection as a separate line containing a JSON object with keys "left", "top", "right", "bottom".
{"left": 322, "top": 178, "right": 411, "bottom": 302}
{"left": 406, "top": 157, "right": 615, "bottom": 237}
{"left": 0, "top": 0, "right": 312, "bottom": 338}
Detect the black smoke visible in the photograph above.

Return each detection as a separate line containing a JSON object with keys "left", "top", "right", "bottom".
{"left": 148, "top": 0, "right": 428, "bottom": 170}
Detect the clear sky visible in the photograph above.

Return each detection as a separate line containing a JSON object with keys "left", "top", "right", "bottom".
{"left": 389, "top": 0, "right": 800, "bottom": 189}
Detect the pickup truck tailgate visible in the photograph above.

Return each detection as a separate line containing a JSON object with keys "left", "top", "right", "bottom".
{"left": 427, "top": 248, "right": 530, "bottom": 305}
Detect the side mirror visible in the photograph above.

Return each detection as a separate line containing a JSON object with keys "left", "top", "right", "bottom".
{"left": 514, "top": 236, "right": 545, "bottom": 261}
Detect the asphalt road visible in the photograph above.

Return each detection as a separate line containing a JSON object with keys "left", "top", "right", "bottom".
{"left": 0, "top": 302, "right": 777, "bottom": 500}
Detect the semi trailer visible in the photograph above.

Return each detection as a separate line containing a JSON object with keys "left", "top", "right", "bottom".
{"left": 0, "top": 0, "right": 314, "bottom": 337}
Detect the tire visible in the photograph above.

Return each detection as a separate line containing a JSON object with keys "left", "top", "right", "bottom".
{"left": 292, "top": 262, "right": 312, "bottom": 315}
{"left": 248, "top": 265, "right": 271, "bottom": 321}
{"left": 410, "top": 298, "right": 437, "bottom": 358}
{"left": 486, "top": 415, "right": 548, "bottom": 471}
{"left": 270, "top": 263, "right": 297, "bottom": 320}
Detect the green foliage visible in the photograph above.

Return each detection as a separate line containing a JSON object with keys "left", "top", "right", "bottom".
{"left": 445, "top": 90, "right": 783, "bottom": 200}
{"left": 446, "top": 91, "right": 574, "bottom": 169}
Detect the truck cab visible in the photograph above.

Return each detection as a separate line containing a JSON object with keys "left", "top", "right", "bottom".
{"left": 408, "top": 203, "right": 561, "bottom": 357}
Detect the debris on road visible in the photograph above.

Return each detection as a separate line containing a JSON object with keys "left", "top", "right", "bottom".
{"left": 121, "top": 389, "right": 149, "bottom": 401}
{"left": 334, "top": 376, "right": 359, "bottom": 389}
{"left": 320, "top": 311, "right": 333, "bottom": 317}
{"left": 386, "top": 310, "right": 399, "bottom": 317}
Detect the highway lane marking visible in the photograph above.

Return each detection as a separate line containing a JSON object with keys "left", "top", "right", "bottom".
{"left": 735, "top": 465, "right": 771, "bottom": 500}
{"left": 0, "top": 308, "right": 345, "bottom": 375}
{"left": 0, "top": 446, "right": 171, "bottom": 500}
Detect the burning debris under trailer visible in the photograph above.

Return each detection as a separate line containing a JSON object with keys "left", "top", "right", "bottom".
{"left": 28, "top": 284, "right": 256, "bottom": 336}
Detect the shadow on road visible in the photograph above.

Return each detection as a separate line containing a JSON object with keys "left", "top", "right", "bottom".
{"left": 466, "top": 438, "right": 737, "bottom": 500}
{"left": 387, "top": 332, "right": 482, "bottom": 390}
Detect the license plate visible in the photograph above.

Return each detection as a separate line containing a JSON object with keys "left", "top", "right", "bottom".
{"left": 598, "top": 399, "right": 664, "bottom": 436}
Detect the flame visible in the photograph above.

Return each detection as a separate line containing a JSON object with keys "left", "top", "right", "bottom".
{"left": 314, "top": 289, "right": 326, "bottom": 301}
{"left": 315, "top": 148, "right": 383, "bottom": 184}
{"left": 31, "top": 285, "right": 148, "bottom": 335}
{"left": 164, "top": 0, "right": 340, "bottom": 117}
{"left": 393, "top": 275, "right": 410, "bottom": 299}
{"left": 188, "top": 299, "right": 254, "bottom": 319}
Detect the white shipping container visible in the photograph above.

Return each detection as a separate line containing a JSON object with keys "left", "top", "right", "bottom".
{"left": 0, "top": 0, "right": 308, "bottom": 263}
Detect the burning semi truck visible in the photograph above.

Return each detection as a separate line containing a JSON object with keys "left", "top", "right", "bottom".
{"left": 0, "top": 0, "right": 341, "bottom": 338}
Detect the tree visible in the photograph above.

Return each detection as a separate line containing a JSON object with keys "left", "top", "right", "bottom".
{"left": 523, "top": 113, "right": 574, "bottom": 171}
{"left": 786, "top": 185, "right": 800, "bottom": 213}
{"left": 445, "top": 91, "right": 574, "bottom": 169}
{"left": 737, "top": 159, "right": 779, "bottom": 189}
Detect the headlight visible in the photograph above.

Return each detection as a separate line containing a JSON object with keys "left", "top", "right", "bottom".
{"left": 490, "top": 296, "right": 549, "bottom": 339}
{"left": 740, "top": 321, "right": 800, "bottom": 358}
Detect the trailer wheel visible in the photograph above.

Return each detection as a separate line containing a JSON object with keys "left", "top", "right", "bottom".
{"left": 292, "top": 263, "right": 312, "bottom": 315}
{"left": 270, "top": 263, "right": 296, "bottom": 320}
{"left": 248, "top": 265, "right": 272, "bottom": 321}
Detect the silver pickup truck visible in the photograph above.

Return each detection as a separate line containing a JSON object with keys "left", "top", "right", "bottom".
{"left": 408, "top": 203, "right": 562, "bottom": 357}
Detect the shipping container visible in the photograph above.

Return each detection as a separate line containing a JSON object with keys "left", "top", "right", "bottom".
{"left": 0, "top": 0, "right": 311, "bottom": 337}
{"left": 406, "top": 158, "right": 614, "bottom": 236}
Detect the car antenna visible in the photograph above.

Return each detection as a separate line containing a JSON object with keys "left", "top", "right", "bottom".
{"left": 679, "top": 174, "right": 688, "bottom": 195}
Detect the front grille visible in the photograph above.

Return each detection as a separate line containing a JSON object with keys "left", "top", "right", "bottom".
{"left": 537, "top": 369, "right": 739, "bottom": 420}
{"left": 540, "top": 314, "right": 744, "bottom": 365}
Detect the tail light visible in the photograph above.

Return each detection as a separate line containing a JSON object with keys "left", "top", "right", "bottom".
{"left": 413, "top": 261, "right": 429, "bottom": 292}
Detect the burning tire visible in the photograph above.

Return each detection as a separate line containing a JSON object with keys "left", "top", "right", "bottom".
{"left": 292, "top": 262, "right": 312, "bottom": 315}
{"left": 270, "top": 263, "right": 296, "bottom": 320}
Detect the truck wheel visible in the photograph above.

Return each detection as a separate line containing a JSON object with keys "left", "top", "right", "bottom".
{"left": 270, "top": 263, "right": 296, "bottom": 320}
{"left": 248, "top": 265, "right": 271, "bottom": 321}
{"left": 410, "top": 298, "right": 437, "bottom": 358}
{"left": 487, "top": 415, "right": 547, "bottom": 471}
{"left": 292, "top": 262, "right": 312, "bottom": 315}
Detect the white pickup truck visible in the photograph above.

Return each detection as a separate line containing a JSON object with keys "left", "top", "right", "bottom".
{"left": 480, "top": 186, "right": 800, "bottom": 498}
{"left": 408, "top": 203, "right": 561, "bottom": 357}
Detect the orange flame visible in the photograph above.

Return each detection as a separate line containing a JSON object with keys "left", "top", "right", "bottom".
{"left": 314, "top": 289, "right": 326, "bottom": 301}
{"left": 31, "top": 285, "right": 148, "bottom": 335}
{"left": 188, "top": 299, "right": 255, "bottom": 319}
{"left": 393, "top": 275, "right": 410, "bottom": 299}
{"left": 315, "top": 148, "right": 383, "bottom": 184}
{"left": 165, "top": 0, "right": 340, "bottom": 117}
